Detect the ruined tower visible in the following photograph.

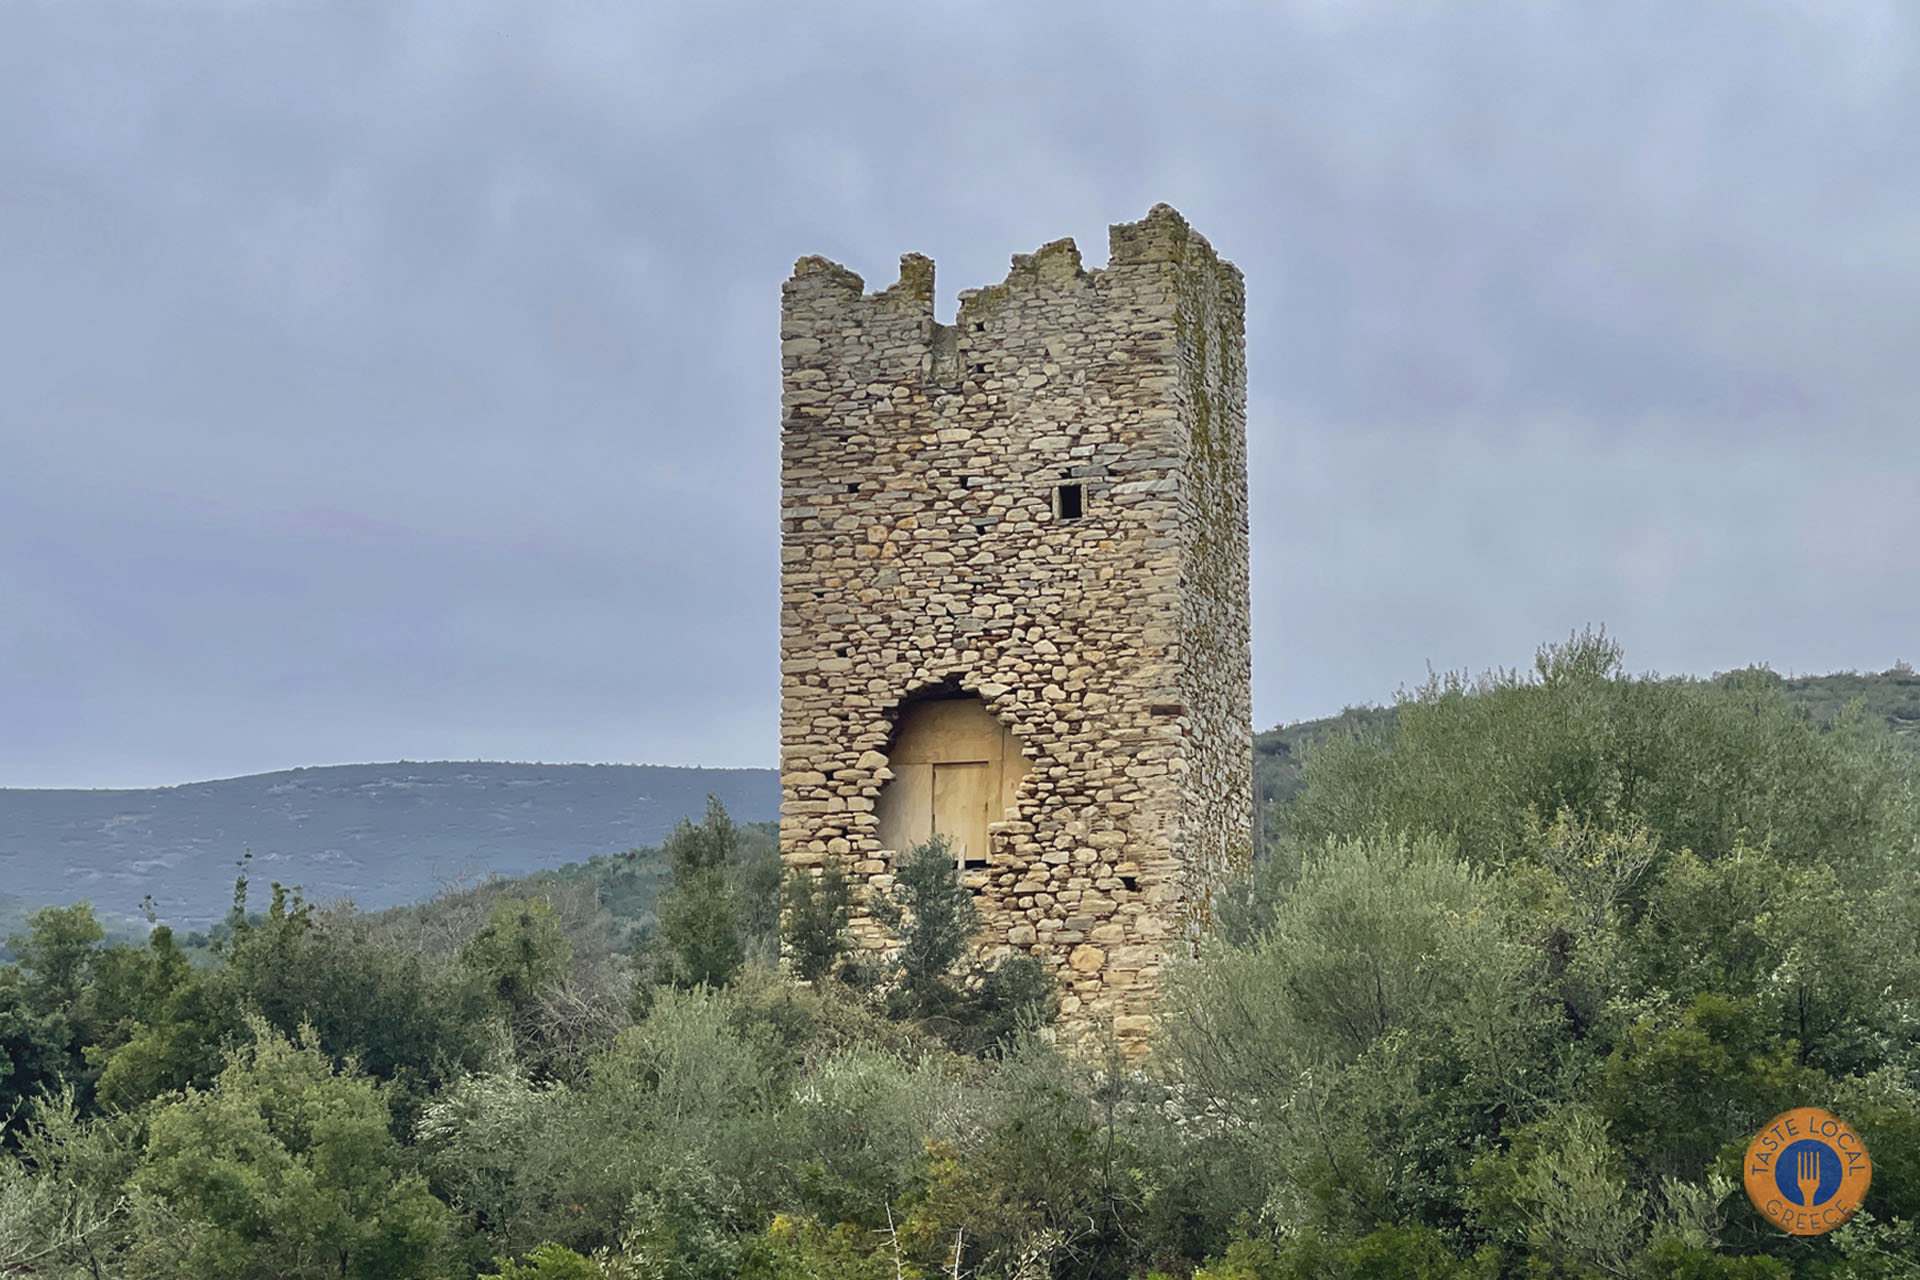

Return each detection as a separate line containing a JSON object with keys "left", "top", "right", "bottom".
{"left": 778, "top": 204, "right": 1251, "bottom": 1045}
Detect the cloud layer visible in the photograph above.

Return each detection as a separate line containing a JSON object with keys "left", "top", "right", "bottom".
{"left": 4, "top": 0, "right": 1918, "bottom": 786}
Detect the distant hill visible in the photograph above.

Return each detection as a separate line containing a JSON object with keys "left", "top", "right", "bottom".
{"left": 7, "top": 666, "right": 1914, "bottom": 933}
{"left": 0, "top": 762, "right": 779, "bottom": 929}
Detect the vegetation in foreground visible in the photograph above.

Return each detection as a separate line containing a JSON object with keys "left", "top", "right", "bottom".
{"left": 3, "top": 631, "right": 1918, "bottom": 1278}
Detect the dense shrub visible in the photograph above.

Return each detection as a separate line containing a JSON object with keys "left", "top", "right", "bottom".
{"left": 4, "top": 634, "right": 1917, "bottom": 1278}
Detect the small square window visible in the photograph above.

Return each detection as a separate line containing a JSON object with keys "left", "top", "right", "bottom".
{"left": 1055, "top": 483, "right": 1084, "bottom": 520}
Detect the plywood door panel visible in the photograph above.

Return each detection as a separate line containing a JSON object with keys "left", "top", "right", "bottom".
{"left": 932, "top": 761, "right": 991, "bottom": 865}
{"left": 876, "top": 762, "right": 934, "bottom": 855}
{"left": 890, "top": 699, "right": 1004, "bottom": 765}
{"left": 877, "top": 696, "right": 1033, "bottom": 861}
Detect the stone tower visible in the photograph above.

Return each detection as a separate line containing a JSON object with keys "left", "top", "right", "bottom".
{"left": 778, "top": 204, "right": 1251, "bottom": 1046}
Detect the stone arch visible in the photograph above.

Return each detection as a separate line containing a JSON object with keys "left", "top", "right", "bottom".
{"left": 875, "top": 691, "right": 1031, "bottom": 870}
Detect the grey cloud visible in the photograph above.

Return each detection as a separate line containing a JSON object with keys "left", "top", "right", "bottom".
{"left": 3, "top": 0, "right": 1918, "bottom": 786}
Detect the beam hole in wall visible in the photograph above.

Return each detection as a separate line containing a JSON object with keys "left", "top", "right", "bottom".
{"left": 875, "top": 692, "right": 1031, "bottom": 878}
{"left": 1055, "top": 483, "right": 1084, "bottom": 520}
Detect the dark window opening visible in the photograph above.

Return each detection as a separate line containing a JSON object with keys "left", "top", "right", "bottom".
{"left": 1119, "top": 874, "right": 1140, "bottom": 893}
{"left": 972, "top": 321, "right": 985, "bottom": 332}
{"left": 969, "top": 362, "right": 988, "bottom": 375}
{"left": 1056, "top": 483, "right": 1084, "bottom": 520}
{"left": 845, "top": 483, "right": 860, "bottom": 493}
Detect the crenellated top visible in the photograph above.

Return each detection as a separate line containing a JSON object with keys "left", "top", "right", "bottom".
{"left": 782, "top": 204, "right": 1237, "bottom": 335}
{"left": 779, "top": 204, "right": 1242, "bottom": 450}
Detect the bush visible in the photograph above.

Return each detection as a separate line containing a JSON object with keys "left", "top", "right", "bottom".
{"left": 131, "top": 1018, "right": 449, "bottom": 1279}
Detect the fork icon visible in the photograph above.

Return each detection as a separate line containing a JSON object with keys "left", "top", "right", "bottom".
{"left": 1797, "top": 1148, "right": 1827, "bottom": 1207}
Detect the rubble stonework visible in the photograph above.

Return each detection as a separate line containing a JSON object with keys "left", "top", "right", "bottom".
{"left": 778, "top": 204, "right": 1252, "bottom": 1046}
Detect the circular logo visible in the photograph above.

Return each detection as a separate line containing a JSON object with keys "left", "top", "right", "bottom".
{"left": 1743, "top": 1108, "right": 1872, "bottom": 1236}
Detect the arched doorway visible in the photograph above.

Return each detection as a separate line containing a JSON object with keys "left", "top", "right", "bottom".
{"left": 875, "top": 694, "right": 1030, "bottom": 868}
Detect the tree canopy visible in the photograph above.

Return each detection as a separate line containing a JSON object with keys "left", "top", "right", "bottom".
{"left": 3, "top": 639, "right": 1917, "bottom": 1278}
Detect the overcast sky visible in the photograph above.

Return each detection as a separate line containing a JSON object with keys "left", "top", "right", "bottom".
{"left": 4, "top": 1, "right": 1918, "bottom": 789}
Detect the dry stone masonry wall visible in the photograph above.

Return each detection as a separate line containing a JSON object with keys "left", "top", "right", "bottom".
{"left": 778, "top": 204, "right": 1252, "bottom": 1048}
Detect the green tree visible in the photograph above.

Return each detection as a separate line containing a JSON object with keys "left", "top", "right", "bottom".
{"left": 1192, "top": 1225, "right": 1490, "bottom": 1280}
{"left": 869, "top": 836, "right": 976, "bottom": 1018}
{"left": 0, "top": 970, "right": 71, "bottom": 1145}
{"left": 863, "top": 837, "right": 1056, "bottom": 1055}
{"left": 652, "top": 798, "right": 745, "bottom": 990}
{"left": 1595, "top": 993, "right": 1826, "bottom": 1184}
{"left": 1282, "top": 629, "right": 1914, "bottom": 883}
{"left": 781, "top": 857, "right": 852, "bottom": 985}
{"left": 422, "top": 980, "right": 964, "bottom": 1274}
{"left": 7, "top": 903, "right": 105, "bottom": 1016}
{"left": 480, "top": 1241, "right": 601, "bottom": 1279}
{"left": 1165, "top": 833, "right": 1565, "bottom": 1233}
{"left": 896, "top": 1036, "right": 1180, "bottom": 1279}
{"left": 131, "top": 1017, "right": 448, "bottom": 1279}
{"left": 0, "top": 1087, "right": 139, "bottom": 1276}
{"left": 737, "top": 1215, "right": 895, "bottom": 1280}
{"left": 1465, "top": 1105, "right": 1647, "bottom": 1275}
{"left": 194, "top": 880, "right": 502, "bottom": 1124}
{"left": 732, "top": 825, "right": 786, "bottom": 969}
{"left": 425, "top": 985, "right": 789, "bottom": 1269}
{"left": 88, "top": 926, "right": 237, "bottom": 1112}
{"left": 1624, "top": 848, "right": 1920, "bottom": 1078}
{"left": 463, "top": 896, "right": 573, "bottom": 1014}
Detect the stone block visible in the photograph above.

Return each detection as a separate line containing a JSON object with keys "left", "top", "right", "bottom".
{"left": 1068, "top": 944, "right": 1107, "bottom": 973}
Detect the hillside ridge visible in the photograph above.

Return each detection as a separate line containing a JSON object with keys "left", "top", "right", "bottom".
{"left": 0, "top": 761, "right": 780, "bottom": 929}
{"left": 7, "top": 667, "right": 1914, "bottom": 932}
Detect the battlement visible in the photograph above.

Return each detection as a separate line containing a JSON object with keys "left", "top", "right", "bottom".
{"left": 782, "top": 204, "right": 1238, "bottom": 338}
{"left": 781, "top": 205, "right": 1243, "bottom": 442}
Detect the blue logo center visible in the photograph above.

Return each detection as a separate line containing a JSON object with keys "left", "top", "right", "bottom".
{"left": 1773, "top": 1139, "right": 1843, "bottom": 1206}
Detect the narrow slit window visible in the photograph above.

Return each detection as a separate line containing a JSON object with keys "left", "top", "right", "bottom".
{"left": 1055, "top": 483, "right": 1084, "bottom": 520}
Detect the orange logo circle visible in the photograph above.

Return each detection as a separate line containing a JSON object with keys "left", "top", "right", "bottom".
{"left": 1744, "top": 1108, "right": 1872, "bottom": 1236}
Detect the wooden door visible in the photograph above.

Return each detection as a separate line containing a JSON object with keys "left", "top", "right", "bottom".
{"left": 875, "top": 696, "right": 1031, "bottom": 863}
{"left": 932, "top": 761, "right": 991, "bottom": 866}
